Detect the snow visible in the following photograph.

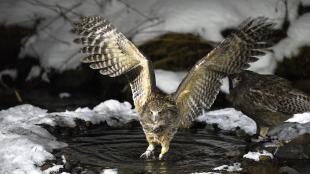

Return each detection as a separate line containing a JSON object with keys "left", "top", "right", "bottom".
{"left": 274, "top": 13, "right": 310, "bottom": 62}
{"left": 101, "top": 169, "right": 118, "bottom": 174}
{"left": 213, "top": 163, "right": 242, "bottom": 172}
{"left": 268, "top": 121, "right": 310, "bottom": 142}
{"left": 59, "top": 92, "right": 71, "bottom": 99}
{"left": 0, "top": 0, "right": 306, "bottom": 74}
{"left": 0, "top": 104, "right": 66, "bottom": 174}
{"left": 0, "top": 99, "right": 257, "bottom": 173}
{"left": 155, "top": 69, "right": 234, "bottom": 94}
{"left": 0, "top": 100, "right": 136, "bottom": 174}
{"left": 197, "top": 108, "right": 257, "bottom": 135}
{"left": 155, "top": 69, "right": 186, "bottom": 94}
{"left": 243, "top": 150, "right": 274, "bottom": 161}
{"left": 1, "top": 98, "right": 309, "bottom": 173}
{"left": 247, "top": 52, "right": 277, "bottom": 74}
{"left": 45, "top": 100, "right": 137, "bottom": 127}
{"left": 43, "top": 165, "right": 63, "bottom": 174}
{"left": 266, "top": 112, "right": 310, "bottom": 142}
{"left": 26, "top": 65, "right": 42, "bottom": 81}
{"left": 61, "top": 155, "right": 67, "bottom": 164}
{"left": 286, "top": 112, "right": 310, "bottom": 124}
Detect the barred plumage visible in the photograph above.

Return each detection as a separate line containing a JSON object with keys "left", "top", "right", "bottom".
{"left": 174, "top": 17, "right": 275, "bottom": 127}
{"left": 228, "top": 70, "right": 310, "bottom": 136}
{"left": 73, "top": 16, "right": 275, "bottom": 159}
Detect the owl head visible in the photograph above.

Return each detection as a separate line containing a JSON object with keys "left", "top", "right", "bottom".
{"left": 144, "top": 100, "right": 178, "bottom": 133}
{"left": 229, "top": 70, "right": 258, "bottom": 89}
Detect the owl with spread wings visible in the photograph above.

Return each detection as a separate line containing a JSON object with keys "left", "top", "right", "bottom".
{"left": 72, "top": 16, "right": 275, "bottom": 160}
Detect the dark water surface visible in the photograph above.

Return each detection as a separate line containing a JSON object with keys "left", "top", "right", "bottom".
{"left": 55, "top": 126, "right": 246, "bottom": 174}
{"left": 52, "top": 124, "right": 310, "bottom": 174}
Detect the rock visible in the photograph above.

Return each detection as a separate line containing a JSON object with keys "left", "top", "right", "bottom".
{"left": 225, "top": 149, "right": 244, "bottom": 158}
{"left": 259, "top": 155, "right": 273, "bottom": 161}
{"left": 272, "top": 134, "right": 310, "bottom": 160}
{"left": 40, "top": 160, "right": 56, "bottom": 171}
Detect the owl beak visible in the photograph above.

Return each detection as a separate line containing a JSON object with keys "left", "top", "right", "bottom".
{"left": 152, "top": 111, "right": 159, "bottom": 122}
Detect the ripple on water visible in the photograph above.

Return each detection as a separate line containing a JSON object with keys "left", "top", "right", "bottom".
{"left": 56, "top": 127, "right": 246, "bottom": 174}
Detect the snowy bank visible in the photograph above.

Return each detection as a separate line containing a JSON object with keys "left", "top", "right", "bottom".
{"left": 197, "top": 108, "right": 257, "bottom": 135}
{"left": 0, "top": 100, "right": 136, "bottom": 174}
{"left": 0, "top": 100, "right": 253, "bottom": 173}
{"left": 0, "top": 104, "right": 66, "bottom": 174}
{"left": 0, "top": 0, "right": 308, "bottom": 75}
{"left": 1, "top": 99, "right": 309, "bottom": 173}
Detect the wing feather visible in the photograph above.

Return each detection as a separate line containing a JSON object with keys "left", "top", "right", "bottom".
{"left": 174, "top": 17, "right": 276, "bottom": 127}
{"left": 73, "top": 16, "right": 155, "bottom": 111}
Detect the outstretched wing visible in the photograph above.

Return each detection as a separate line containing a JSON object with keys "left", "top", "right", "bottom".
{"left": 72, "top": 16, "right": 155, "bottom": 112}
{"left": 174, "top": 17, "right": 275, "bottom": 127}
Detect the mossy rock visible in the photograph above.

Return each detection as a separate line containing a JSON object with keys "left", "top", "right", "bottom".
{"left": 138, "top": 32, "right": 214, "bottom": 70}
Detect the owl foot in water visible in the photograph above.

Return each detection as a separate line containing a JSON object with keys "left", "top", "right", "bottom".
{"left": 140, "top": 144, "right": 155, "bottom": 160}
{"left": 158, "top": 143, "right": 169, "bottom": 160}
{"left": 140, "top": 150, "right": 155, "bottom": 160}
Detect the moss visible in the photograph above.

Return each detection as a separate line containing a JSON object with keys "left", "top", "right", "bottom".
{"left": 138, "top": 32, "right": 214, "bottom": 70}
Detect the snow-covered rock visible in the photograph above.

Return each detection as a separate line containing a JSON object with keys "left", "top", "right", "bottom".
{"left": 197, "top": 108, "right": 257, "bottom": 135}
{"left": 213, "top": 163, "right": 242, "bottom": 172}
{"left": 0, "top": 100, "right": 137, "bottom": 174}
{"left": 0, "top": 104, "right": 66, "bottom": 174}
{"left": 286, "top": 112, "right": 310, "bottom": 124}
{"left": 243, "top": 150, "right": 274, "bottom": 161}
{"left": 268, "top": 112, "right": 310, "bottom": 142}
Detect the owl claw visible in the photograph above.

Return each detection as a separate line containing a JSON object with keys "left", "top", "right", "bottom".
{"left": 158, "top": 153, "right": 165, "bottom": 160}
{"left": 140, "top": 150, "right": 155, "bottom": 160}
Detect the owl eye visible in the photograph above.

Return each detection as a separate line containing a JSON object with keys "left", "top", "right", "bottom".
{"left": 168, "top": 107, "right": 177, "bottom": 113}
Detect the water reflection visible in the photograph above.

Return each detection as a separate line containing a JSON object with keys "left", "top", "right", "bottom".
{"left": 56, "top": 127, "right": 245, "bottom": 173}
{"left": 54, "top": 126, "right": 310, "bottom": 174}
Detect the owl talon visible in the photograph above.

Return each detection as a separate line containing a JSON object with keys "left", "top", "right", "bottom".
{"left": 140, "top": 150, "right": 155, "bottom": 160}
{"left": 158, "top": 153, "right": 165, "bottom": 160}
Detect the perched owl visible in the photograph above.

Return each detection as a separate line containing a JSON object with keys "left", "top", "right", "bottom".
{"left": 72, "top": 16, "right": 275, "bottom": 160}
{"left": 228, "top": 70, "right": 310, "bottom": 137}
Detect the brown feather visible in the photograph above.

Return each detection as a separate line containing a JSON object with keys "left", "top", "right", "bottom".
{"left": 174, "top": 17, "right": 276, "bottom": 127}
{"left": 73, "top": 16, "right": 156, "bottom": 111}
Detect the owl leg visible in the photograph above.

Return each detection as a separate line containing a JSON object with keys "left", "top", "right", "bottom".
{"left": 159, "top": 142, "right": 170, "bottom": 160}
{"left": 252, "top": 126, "right": 269, "bottom": 142}
{"left": 140, "top": 143, "right": 155, "bottom": 160}
{"left": 259, "top": 127, "right": 269, "bottom": 138}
